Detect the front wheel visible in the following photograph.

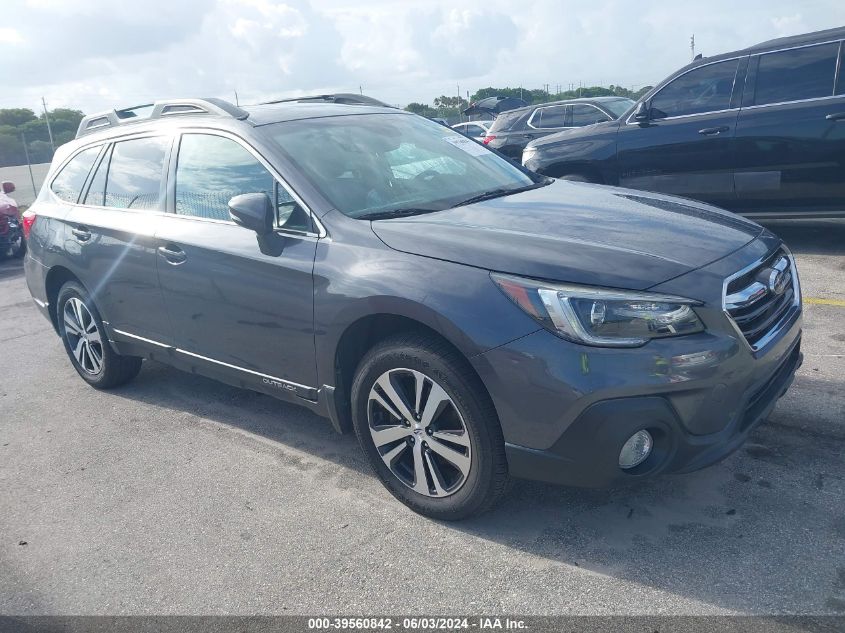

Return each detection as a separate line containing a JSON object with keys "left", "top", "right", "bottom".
{"left": 351, "top": 333, "right": 508, "bottom": 520}
{"left": 57, "top": 281, "right": 142, "bottom": 389}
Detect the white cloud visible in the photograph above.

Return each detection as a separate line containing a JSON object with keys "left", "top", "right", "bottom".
{"left": 0, "top": 27, "right": 24, "bottom": 44}
{"left": 0, "top": 0, "right": 843, "bottom": 113}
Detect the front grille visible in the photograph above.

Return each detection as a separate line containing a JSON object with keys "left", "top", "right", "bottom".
{"left": 724, "top": 248, "right": 797, "bottom": 349}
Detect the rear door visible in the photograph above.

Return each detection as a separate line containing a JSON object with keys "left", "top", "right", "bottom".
{"left": 616, "top": 57, "right": 744, "bottom": 206}
{"left": 154, "top": 130, "right": 319, "bottom": 395}
{"left": 65, "top": 135, "right": 174, "bottom": 345}
{"left": 732, "top": 39, "right": 845, "bottom": 216}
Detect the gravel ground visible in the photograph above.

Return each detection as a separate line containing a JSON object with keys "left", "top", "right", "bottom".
{"left": 0, "top": 219, "right": 843, "bottom": 616}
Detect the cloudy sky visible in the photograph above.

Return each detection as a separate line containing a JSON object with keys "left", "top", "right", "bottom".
{"left": 1, "top": 0, "right": 843, "bottom": 114}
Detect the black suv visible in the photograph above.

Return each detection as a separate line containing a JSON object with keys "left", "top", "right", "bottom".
{"left": 24, "top": 96, "right": 802, "bottom": 519}
{"left": 524, "top": 27, "right": 845, "bottom": 219}
{"left": 482, "top": 97, "right": 634, "bottom": 159}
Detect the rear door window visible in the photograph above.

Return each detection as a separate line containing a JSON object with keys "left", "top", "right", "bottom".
{"left": 531, "top": 105, "right": 568, "bottom": 129}
{"left": 104, "top": 137, "right": 169, "bottom": 210}
{"left": 753, "top": 42, "right": 839, "bottom": 106}
{"left": 570, "top": 104, "right": 611, "bottom": 126}
{"left": 650, "top": 58, "right": 739, "bottom": 118}
{"left": 50, "top": 146, "right": 100, "bottom": 203}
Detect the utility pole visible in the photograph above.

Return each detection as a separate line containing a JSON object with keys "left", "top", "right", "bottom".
{"left": 41, "top": 97, "right": 55, "bottom": 154}
{"left": 234, "top": 90, "right": 239, "bottom": 106}
{"left": 359, "top": 85, "right": 363, "bottom": 95}
{"left": 690, "top": 34, "right": 695, "bottom": 61}
{"left": 20, "top": 131, "right": 37, "bottom": 197}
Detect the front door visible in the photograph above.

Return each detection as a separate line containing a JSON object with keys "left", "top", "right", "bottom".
{"left": 154, "top": 131, "right": 319, "bottom": 394}
{"left": 617, "top": 57, "right": 744, "bottom": 207}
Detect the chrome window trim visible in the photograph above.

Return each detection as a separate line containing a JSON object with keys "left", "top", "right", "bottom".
{"left": 756, "top": 37, "right": 844, "bottom": 58}
{"left": 625, "top": 107, "right": 740, "bottom": 125}
{"left": 173, "top": 127, "right": 326, "bottom": 238}
{"left": 721, "top": 248, "right": 801, "bottom": 353}
{"left": 111, "top": 329, "right": 318, "bottom": 391}
{"left": 739, "top": 93, "right": 845, "bottom": 112}
{"left": 527, "top": 104, "right": 570, "bottom": 130}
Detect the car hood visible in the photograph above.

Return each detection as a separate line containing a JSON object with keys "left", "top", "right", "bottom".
{"left": 370, "top": 181, "right": 762, "bottom": 290}
{"left": 527, "top": 119, "right": 620, "bottom": 149}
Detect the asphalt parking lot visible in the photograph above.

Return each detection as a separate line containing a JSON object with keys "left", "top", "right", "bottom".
{"left": 0, "top": 219, "right": 843, "bottom": 616}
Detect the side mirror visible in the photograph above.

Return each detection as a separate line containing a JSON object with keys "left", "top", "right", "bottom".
{"left": 633, "top": 101, "right": 651, "bottom": 122}
{"left": 2, "top": 181, "right": 14, "bottom": 194}
{"left": 228, "top": 192, "right": 274, "bottom": 235}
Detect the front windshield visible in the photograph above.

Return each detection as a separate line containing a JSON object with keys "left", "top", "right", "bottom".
{"left": 603, "top": 98, "right": 636, "bottom": 118}
{"left": 267, "top": 113, "right": 538, "bottom": 218}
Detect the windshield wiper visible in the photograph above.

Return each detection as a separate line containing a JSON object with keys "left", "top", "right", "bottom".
{"left": 453, "top": 181, "right": 549, "bottom": 208}
{"left": 356, "top": 207, "right": 441, "bottom": 221}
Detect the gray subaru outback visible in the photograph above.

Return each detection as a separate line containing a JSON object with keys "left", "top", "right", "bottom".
{"left": 23, "top": 96, "right": 802, "bottom": 519}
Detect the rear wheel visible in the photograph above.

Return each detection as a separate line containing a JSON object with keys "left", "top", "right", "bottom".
{"left": 57, "top": 281, "right": 142, "bottom": 389}
{"left": 351, "top": 333, "right": 508, "bottom": 520}
{"left": 10, "top": 234, "right": 25, "bottom": 258}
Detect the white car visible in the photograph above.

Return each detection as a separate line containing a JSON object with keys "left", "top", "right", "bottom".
{"left": 450, "top": 121, "right": 491, "bottom": 141}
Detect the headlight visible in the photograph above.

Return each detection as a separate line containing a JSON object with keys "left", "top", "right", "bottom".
{"left": 492, "top": 273, "right": 704, "bottom": 347}
{"left": 522, "top": 146, "right": 537, "bottom": 165}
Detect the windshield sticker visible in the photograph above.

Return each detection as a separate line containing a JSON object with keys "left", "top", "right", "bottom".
{"left": 443, "top": 135, "right": 489, "bottom": 157}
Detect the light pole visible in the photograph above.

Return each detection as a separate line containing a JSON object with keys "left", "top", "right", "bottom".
{"left": 41, "top": 97, "right": 55, "bottom": 154}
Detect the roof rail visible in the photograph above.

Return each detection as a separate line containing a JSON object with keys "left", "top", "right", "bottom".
{"left": 75, "top": 97, "right": 250, "bottom": 139}
{"left": 259, "top": 93, "right": 394, "bottom": 108}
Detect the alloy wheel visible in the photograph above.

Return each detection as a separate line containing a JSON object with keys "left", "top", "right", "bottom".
{"left": 63, "top": 297, "right": 104, "bottom": 375}
{"left": 367, "top": 368, "right": 472, "bottom": 497}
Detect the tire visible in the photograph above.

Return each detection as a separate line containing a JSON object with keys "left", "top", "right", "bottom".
{"left": 56, "top": 281, "right": 142, "bottom": 389}
{"left": 351, "top": 333, "right": 508, "bottom": 520}
{"left": 559, "top": 173, "right": 591, "bottom": 182}
{"left": 10, "top": 234, "right": 25, "bottom": 259}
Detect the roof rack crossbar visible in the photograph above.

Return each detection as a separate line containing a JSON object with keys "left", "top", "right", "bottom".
{"left": 258, "top": 93, "right": 394, "bottom": 108}
{"left": 75, "top": 97, "right": 249, "bottom": 138}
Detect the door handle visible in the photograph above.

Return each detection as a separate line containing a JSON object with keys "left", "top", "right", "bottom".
{"left": 71, "top": 226, "right": 91, "bottom": 242}
{"left": 698, "top": 125, "right": 730, "bottom": 136}
{"left": 157, "top": 245, "right": 187, "bottom": 264}
{"left": 825, "top": 112, "right": 845, "bottom": 121}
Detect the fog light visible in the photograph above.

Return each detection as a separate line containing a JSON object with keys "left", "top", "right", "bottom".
{"left": 619, "top": 430, "right": 653, "bottom": 469}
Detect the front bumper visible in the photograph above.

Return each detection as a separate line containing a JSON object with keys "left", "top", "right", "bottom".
{"left": 470, "top": 238, "right": 803, "bottom": 487}
{"left": 502, "top": 336, "right": 801, "bottom": 487}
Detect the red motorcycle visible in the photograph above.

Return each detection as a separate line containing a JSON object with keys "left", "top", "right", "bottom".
{"left": 0, "top": 181, "right": 25, "bottom": 259}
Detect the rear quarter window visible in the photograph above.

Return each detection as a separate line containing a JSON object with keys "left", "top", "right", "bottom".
{"left": 50, "top": 146, "right": 101, "bottom": 203}
{"left": 488, "top": 110, "right": 525, "bottom": 133}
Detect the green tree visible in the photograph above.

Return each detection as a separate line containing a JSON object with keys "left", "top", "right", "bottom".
{"left": 404, "top": 102, "right": 438, "bottom": 118}
{"left": 0, "top": 106, "right": 86, "bottom": 166}
{"left": 0, "top": 108, "right": 36, "bottom": 127}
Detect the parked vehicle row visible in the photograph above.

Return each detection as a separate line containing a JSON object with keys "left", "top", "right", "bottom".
{"left": 451, "top": 120, "right": 491, "bottom": 141}
{"left": 24, "top": 94, "right": 802, "bottom": 519}
{"left": 483, "top": 97, "right": 635, "bottom": 159}
{"left": 523, "top": 26, "right": 845, "bottom": 219}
